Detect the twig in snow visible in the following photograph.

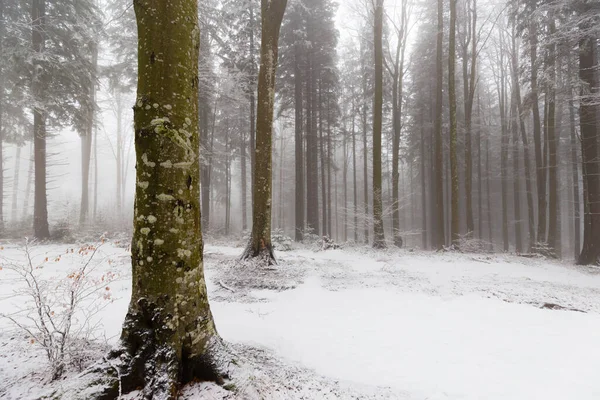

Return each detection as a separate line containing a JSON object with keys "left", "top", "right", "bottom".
{"left": 218, "top": 280, "right": 235, "bottom": 293}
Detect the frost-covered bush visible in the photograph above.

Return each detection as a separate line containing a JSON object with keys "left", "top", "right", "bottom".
{"left": 0, "top": 239, "right": 120, "bottom": 380}
{"left": 272, "top": 229, "right": 293, "bottom": 251}
{"left": 455, "top": 234, "right": 493, "bottom": 254}
{"left": 301, "top": 228, "right": 322, "bottom": 248}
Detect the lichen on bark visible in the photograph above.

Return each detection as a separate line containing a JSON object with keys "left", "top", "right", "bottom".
{"left": 85, "top": 0, "right": 226, "bottom": 397}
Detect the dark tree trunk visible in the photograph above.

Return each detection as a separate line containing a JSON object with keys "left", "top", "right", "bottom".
{"left": 306, "top": 55, "right": 319, "bottom": 235}
{"left": 477, "top": 94, "right": 483, "bottom": 240}
{"left": 420, "top": 110, "right": 427, "bottom": 249}
{"left": 433, "top": 0, "right": 445, "bottom": 249}
{"left": 352, "top": 100, "right": 358, "bottom": 242}
{"left": 0, "top": 0, "right": 4, "bottom": 233}
{"left": 462, "top": 0, "right": 477, "bottom": 238}
{"left": 79, "top": 35, "right": 97, "bottom": 225}
{"left": 546, "top": 16, "right": 559, "bottom": 257}
{"left": 32, "top": 0, "right": 49, "bottom": 239}
{"left": 486, "top": 133, "right": 493, "bottom": 250}
{"left": 569, "top": 77, "right": 581, "bottom": 260}
{"left": 319, "top": 80, "right": 327, "bottom": 237}
{"left": 11, "top": 146, "right": 21, "bottom": 223}
{"left": 294, "top": 41, "right": 304, "bottom": 241}
{"left": 510, "top": 24, "right": 535, "bottom": 250}
{"left": 578, "top": 35, "right": 600, "bottom": 265}
{"left": 372, "top": 0, "right": 386, "bottom": 249}
{"left": 448, "top": 0, "right": 459, "bottom": 245}
{"left": 243, "top": 0, "right": 288, "bottom": 262}
{"left": 510, "top": 88, "right": 523, "bottom": 253}
{"left": 530, "top": 21, "right": 546, "bottom": 247}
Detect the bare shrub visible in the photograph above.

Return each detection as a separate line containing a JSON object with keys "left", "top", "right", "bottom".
{"left": 0, "top": 239, "right": 121, "bottom": 380}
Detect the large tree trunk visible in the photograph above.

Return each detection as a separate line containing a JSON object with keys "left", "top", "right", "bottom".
{"left": 360, "top": 37, "right": 370, "bottom": 245}
{"left": 79, "top": 35, "right": 97, "bottom": 225}
{"left": 294, "top": 41, "right": 304, "bottom": 241}
{"left": 510, "top": 26, "right": 535, "bottom": 251}
{"left": 0, "top": 0, "right": 4, "bottom": 234}
{"left": 249, "top": 5, "right": 257, "bottom": 210}
{"left": 242, "top": 0, "right": 287, "bottom": 262}
{"left": 530, "top": 21, "right": 546, "bottom": 248}
{"left": 306, "top": 55, "right": 319, "bottom": 235}
{"left": 486, "top": 133, "right": 494, "bottom": 250}
{"left": 448, "top": 0, "right": 459, "bottom": 246}
{"left": 32, "top": 0, "right": 49, "bottom": 240}
{"left": 91, "top": 1, "right": 225, "bottom": 397}
{"left": 433, "top": 0, "right": 445, "bottom": 249}
{"left": 319, "top": 80, "right": 327, "bottom": 237}
{"left": 546, "top": 16, "right": 559, "bottom": 257}
{"left": 420, "top": 110, "right": 427, "bottom": 249}
{"left": 463, "top": 0, "right": 477, "bottom": 238}
{"left": 391, "top": 0, "right": 407, "bottom": 248}
{"left": 569, "top": 72, "right": 581, "bottom": 260}
{"left": 510, "top": 88, "right": 523, "bottom": 253}
{"left": 372, "top": 0, "right": 386, "bottom": 249}
{"left": 578, "top": 35, "right": 600, "bottom": 265}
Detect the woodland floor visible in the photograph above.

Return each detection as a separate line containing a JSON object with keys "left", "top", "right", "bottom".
{"left": 1, "top": 238, "right": 600, "bottom": 399}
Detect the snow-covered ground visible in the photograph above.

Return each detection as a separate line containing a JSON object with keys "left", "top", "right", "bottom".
{"left": 1, "top": 239, "right": 600, "bottom": 399}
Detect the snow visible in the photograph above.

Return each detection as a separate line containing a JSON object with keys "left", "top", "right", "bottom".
{"left": 2, "top": 240, "right": 600, "bottom": 399}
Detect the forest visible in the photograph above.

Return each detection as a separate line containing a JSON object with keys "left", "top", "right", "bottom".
{"left": 0, "top": 0, "right": 599, "bottom": 399}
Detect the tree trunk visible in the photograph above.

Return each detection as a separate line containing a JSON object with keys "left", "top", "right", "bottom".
{"left": 79, "top": 34, "right": 97, "bottom": 225}
{"left": 116, "top": 92, "right": 124, "bottom": 216}
{"left": 463, "top": 0, "right": 477, "bottom": 238}
{"left": 511, "top": 27, "right": 535, "bottom": 251}
{"left": 32, "top": 0, "right": 50, "bottom": 239}
{"left": 352, "top": 100, "right": 358, "bottom": 242}
{"left": 420, "top": 110, "right": 427, "bottom": 249}
{"left": 294, "top": 41, "right": 304, "bottom": 241}
{"left": 578, "top": 35, "right": 600, "bottom": 265}
{"left": 433, "top": 0, "right": 445, "bottom": 249}
{"left": 511, "top": 88, "right": 523, "bottom": 253}
{"left": 241, "top": 129, "right": 247, "bottom": 231}
{"left": 93, "top": 107, "right": 98, "bottom": 221}
{"left": 477, "top": 94, "right": 483, "bottom": 239}
{"left": 319, "top": 80, "right": 327, "bottom": 237}
{"left": 225, "top": 124, "right": 231, "bottom": 236}
{"left": 249, "top": 5, "right": 256, "bottom": 210}
{"left": 372, "top": 0, "right": 386, "bottom": 249}
{"left": 486, "top": 133, "right": 493, "bottom": 250}
{"left": 448, "top": 0, "right": 459, "bottom": 246}
{"left": 0, "top": 0, "right": 4, "bottom": 233}
{"left": 242, "top": 0, "right": 287, "bottom": 262}
{"left": 22, "top": 143, "right": 34, "bottom": 222}
{"left": 569, "top": 75, "right": 581, "bottom": 260}
{"left": 530, "top": 21, "right": 546, "bottom": 248}
{"left": 94, "top": 1, "right": 224, "bottom": 397}
{"left": 306, "top": 55, "right": 319, "bottom": 236}
{"left": 11, "top": 146, "right": 21, "bottom": 223}
{"left": 546, "top": 16, "right": 559, "bottom": 257}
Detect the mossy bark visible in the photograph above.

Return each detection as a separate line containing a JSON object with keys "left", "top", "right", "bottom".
{"left": 95, "top": 0, "right": 223, "bottom": 397}
{"left": 242, "top": 0, "right": 287, "bottom": 263}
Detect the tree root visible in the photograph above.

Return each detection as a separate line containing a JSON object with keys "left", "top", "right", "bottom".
{"left": 241, "top": 240, "right": 277, "bottom": 266}
{"left": 53, "top": 299, "right": 231, "bottom": 400}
